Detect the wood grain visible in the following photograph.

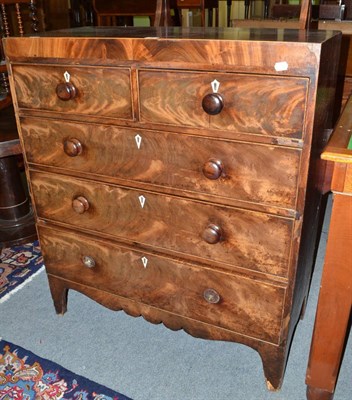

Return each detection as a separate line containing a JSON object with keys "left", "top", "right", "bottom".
{"left": 13, "top": 64, "right": 133, "bottom": 119}
{"left": 30, "top": 170, "right": 294, "bottom": 278}
{"left": 322, "top": 94, "right": 352, "bottom": 164}
{"left": 3, "top": 28, "right": 328, "bottom": 76}
{"left": 39, "top": 224, "right": 285, "bottom": 344}
{"left": 20, "top": 117, "right": 301, "bottom": 210}
{"left": 139, "top": 70, "right": 308, "bottom": 138}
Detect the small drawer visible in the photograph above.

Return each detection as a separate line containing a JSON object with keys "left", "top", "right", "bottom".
{"left": 12, "top": 64, "right": 133, "bottom": 119}
{"left": 39, "top": 225, "right": 286, "bottom": 344}
{"left": 21, "top": 118, "right": 301, "bottom": 209}
{"left": 139, "top": 69, "right": 308, "bottom": 139}
{"left": 30, "top": 171, "right": 294, "bottom": 277}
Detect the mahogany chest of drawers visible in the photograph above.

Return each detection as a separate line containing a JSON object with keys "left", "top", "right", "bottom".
{"left": 3, "top": 26, "right": 341, "bottom": 390}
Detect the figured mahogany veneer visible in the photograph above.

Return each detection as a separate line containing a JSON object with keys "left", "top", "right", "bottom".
{"left": 20, "top": 118, "right": 301, "bottom": 210}
{"left": 39, "top": 224, "right": 285, "bottom": 344}
{"left": 3, "top": 27, "right": 341, "bottom": 391}
{"left": 13, "top": 64, "right": 133, "bottom": 118}
{"left": 29, "top": 170, "right": 293, "bottom": 277}
{"left": 138, "top": 70, "right": 308, "bottom": 137}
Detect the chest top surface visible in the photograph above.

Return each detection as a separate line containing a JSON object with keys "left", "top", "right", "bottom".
{"left": 3, "top": 27, "right": 341, "bottom": 76}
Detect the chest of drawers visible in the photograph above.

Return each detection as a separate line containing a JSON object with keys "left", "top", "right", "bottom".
{"left": 3, "top": 26, "right": 341, "bottom": 391}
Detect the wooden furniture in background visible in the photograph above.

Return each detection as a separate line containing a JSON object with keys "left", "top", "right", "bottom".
{"left": 0, "top": 107, "right": 37, "bottom": 247}
{"left": 271, "top": 3, "right": 302, "bottom": 20}
{"left": 41, "top": 0, "right": 71, "bottom": 30}
{"left": 0, "top": 0, "right": 38, "bottom": 247}
{"left": 93, "top": 0, "right": 160, "bottom": 26}
{"left": 92, "top": 0, "right": 218, "bottom": 27}
{"left": 271, "top": 1, "right": 346, "bottom": 22}
{"left": 0, "top": 0, "right": 40, "bottom": 36}
{"left": 306, "top": 96, "right": 352, "bottom": 400}
{"left": 176, "top": 0, "right": 218, "bottom": 26}
{"left": 319, "top": 1, "right": 346, "bottom": 21}
{"left": 306, "top": 22, "right": 352, "bottom": 118}
{"left": 4, "top": 26, "right": 341, "bottom": 389}
{"left": 230, "top": 19, "right": 352, "bottom": 127}
{"left": 69, "top": 0, "right": 94, "bottom": 27}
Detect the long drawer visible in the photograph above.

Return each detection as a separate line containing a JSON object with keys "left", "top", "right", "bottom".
{"left": 138, "top": 69, "right": 309, "bottom": 138}
{"left": 30, "top": 171, "right": 293, "bottom": 277}
{"left": 12, "top": 65, "right": 133, "bottom": 119}
{"left": 21, "top": 118, "right": 301, "bottom": 209}
{"left": 39, "top": 225, "right": 286, "bottom": 344}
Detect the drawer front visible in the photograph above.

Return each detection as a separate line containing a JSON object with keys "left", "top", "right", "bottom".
{"left": 21, "top": 118, "right": 301, "bottom": 209}
{"left": 39, "top": 225, "right": 285, "bottom": 343}
{"left": 12, "top": 65, "right": 133, "bottom": 119}
{"left": 31, "top": 171, "right": 293, "bottom": 277}
{"left": 139, "top": 70, "right": 308, "bottom": 139}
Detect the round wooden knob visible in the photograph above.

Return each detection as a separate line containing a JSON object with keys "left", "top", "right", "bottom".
{"left": 202, "top": 224, "right": 222, "bottom": 244}
{"left": 63, "top": 138, "right": 82, "bottom": 157}
{"left": 202, "top": 159, "right": 223, "bottom": 180}
{"left": 82, "top": 255, "right": 96, "bottom": 268}
{"left": 72, "top": 196, "right": 89, "bottom": 214}
{"left": 203, "top": 288, "right": 221, "bottom": 304}
{"left": 202, "top": 93, "right": 224, "bottom": 115}
{"left": 56, "top": 82, "right": 77, "bottom": 101}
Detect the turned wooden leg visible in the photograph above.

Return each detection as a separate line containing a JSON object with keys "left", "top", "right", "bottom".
{"left": 0, "top": 156, "right": 36, "bottom": 246}
{"left": 47, "top": 274, "right": 68, "bottom": 315}
{"left": 0, "top": 156, "right": 29, "bottom": 220}
{"left": 305, "top": 194, "right": 352, "bottom": 400}
{"left": 258, "top": 345, "right": 286, "bottom": 391}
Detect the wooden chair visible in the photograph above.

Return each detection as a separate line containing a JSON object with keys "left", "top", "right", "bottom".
{"left": 93, "top": 0, "right": 218, "bottom": 27}
{"left": 271, "top": 0, "right": 345, "bottom": 21}
{"left": 93, "top": 0, "right": 163, "bottom": 27}
{"left": 0, "top": 0, "right": 39, "bottom": 247}
{"left": 271, "top": 3, "right": 302, "bottom": 19}
{"left": 69, "top": 0, "right": 95, "bottom": 27}
{"left": 175, "top": 0, "right": 219, "bottom": 27}
{"left": 319, "top": 0, "right": 346, "bottom": 20}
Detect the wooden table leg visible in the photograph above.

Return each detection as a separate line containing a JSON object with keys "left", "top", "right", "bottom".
{"left": 306, "top": 194, "right": 352, "bottom": 400}
{"left": 0, "top": 155, "right": 37, "bottom": 247}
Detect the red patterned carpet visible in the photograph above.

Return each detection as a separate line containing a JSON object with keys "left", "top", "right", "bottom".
{"left": 0, "top": 339, "right": 132, "bottom": 399}
{"left": 0, "top": 241, "right": 44, "bottom": 303}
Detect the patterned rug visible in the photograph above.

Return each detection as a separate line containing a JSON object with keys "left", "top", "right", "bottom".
{"left": 0, "top": 339, "right": 132, "bottom": 399}
{"left": 0, "top": 241, "right": 44, "bottom": 303}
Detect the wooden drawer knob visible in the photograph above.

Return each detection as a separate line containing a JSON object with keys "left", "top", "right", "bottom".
{"left": 64, "top": 138, "right": 82, "bottom": 157}
{"left": 202, "top": 159, "right": 223, "bottom": 180}
{"left": 72, "top": 196, "right": 89, "bottom": 214}
{"left": 203, "top": 288, "right": 221, "bottom": 304}
{"left": 82, "top": 255, "right": 96, "bottom": 268}
{"left": 202, "top": 224, "right": 222, "bottom": 244}
{"left": 56, "top": 82, "right": 77, "bottom": 101}
{"left": 202, "top": 93, "right": 224, "bottom": 115}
